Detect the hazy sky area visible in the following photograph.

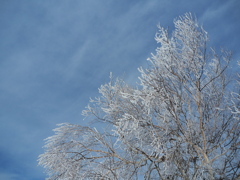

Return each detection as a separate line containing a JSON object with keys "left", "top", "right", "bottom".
{"left": 0, "top": 0, "right": 239, "bottom": 179}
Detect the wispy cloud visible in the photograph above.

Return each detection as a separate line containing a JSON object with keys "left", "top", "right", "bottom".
{"left": 0, "top": 172, "right": 20, "bottom": 180}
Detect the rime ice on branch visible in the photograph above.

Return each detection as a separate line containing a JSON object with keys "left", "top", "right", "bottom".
{"left": 39, "top": 13, "right": 240, "bottom": 180}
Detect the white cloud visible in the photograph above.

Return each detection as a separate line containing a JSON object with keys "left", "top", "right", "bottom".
{"left": 0, "top": 172, "right": 20, "bottom": 180}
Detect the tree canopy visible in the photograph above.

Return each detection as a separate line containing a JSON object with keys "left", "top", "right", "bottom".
{"left": 39, "top": 13, "right": 240, "bottom": 180}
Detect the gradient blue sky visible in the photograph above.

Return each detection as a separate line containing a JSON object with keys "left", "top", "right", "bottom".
{"left": 0, "top": 0, "right": 239, "bottom": 179}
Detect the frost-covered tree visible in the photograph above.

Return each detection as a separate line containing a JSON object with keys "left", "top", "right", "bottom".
{"left": 38, "top": 13, "right": 240, "bottom": 180}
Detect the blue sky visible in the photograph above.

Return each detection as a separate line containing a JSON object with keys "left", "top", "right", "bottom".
{"left": 0, "top": 0, "right": 239, "bottom": 179}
